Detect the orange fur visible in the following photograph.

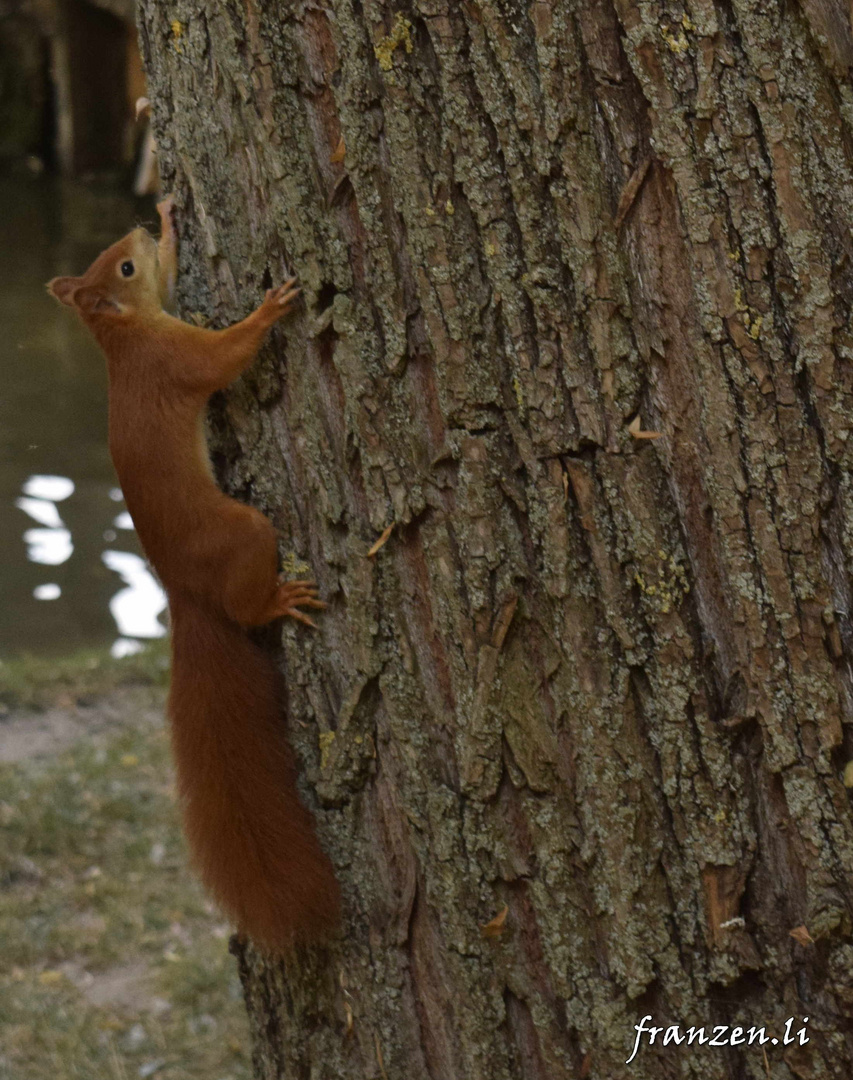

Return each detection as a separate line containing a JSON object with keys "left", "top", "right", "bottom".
{"left": 47, "top": 198, "right": 339, "bottom": 950}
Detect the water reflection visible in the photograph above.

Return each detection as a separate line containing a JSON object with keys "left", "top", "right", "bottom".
{"left": 22, "top": 526, "right": 74, "bottom": 566}
{"left": 33, "top": 584, "right": 62, "bottom": 601}
{"left": 1, "top": 176, "right": 167, "bottom": 659}
{"left": 22, "top": 475, "right": 75, "bottom": 501}
{"left": 14, "top": 473, "right": 167, "bottom": 655}
{"left": 101, "top": 550, "right": 167, "bottom": 647}
{"left": 16, "top": 495, "right": 65, "bottom": 528}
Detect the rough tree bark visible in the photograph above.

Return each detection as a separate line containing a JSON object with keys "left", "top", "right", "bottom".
{"left": 136, "top": 1, "right": 853, "bottom": 1078}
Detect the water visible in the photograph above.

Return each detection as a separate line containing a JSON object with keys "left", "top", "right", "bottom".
{"left": 0, "top": 175, "right": 167, "bottom": 660}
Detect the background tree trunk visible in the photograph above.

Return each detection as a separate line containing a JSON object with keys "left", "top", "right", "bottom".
{"left": 136, "top": 1, "right": 853, "bottom": 1077}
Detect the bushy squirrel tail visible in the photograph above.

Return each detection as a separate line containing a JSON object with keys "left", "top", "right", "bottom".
{"left": 167, "top": 595, "right": 339, "bottom": 950}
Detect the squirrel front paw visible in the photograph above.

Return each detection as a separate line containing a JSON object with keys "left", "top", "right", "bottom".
{"left": 259, "top": 277, "right": 301, "bottom": 325}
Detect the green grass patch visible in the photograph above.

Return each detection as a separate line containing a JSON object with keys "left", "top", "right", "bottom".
{"left": 0, "top": 638, "right": 171, "bottom": 712}
{"left": 0, "top": 700, "right": 251, "bottom": 1080}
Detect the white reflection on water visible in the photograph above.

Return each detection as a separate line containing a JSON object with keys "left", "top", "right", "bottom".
{"left": 19, "top": 474, "right": 75, "bottom": 566}
{"left": 111, "top": 638, "right": 146, "bottom": 659}
{"left": 23, "top": 527, "right": 73, "bottom": 565}
{"left": 22, "top": 475, "right": 75, "bottom": 501}
{"left": 16, "top": 496, "right": 63, "bottom": 528}
{"left": 33, "top": 583, "right": 61, "bottom": 600}
{"left": 102, "top": 550, "right": 167, "bottom": 641}
{"left": 14, "top": 473, "right": 168, "bottom": 654}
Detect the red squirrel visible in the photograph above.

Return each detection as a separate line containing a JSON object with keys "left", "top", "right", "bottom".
{"left": 48, "top": 197, "right": 339, "bottom": 949}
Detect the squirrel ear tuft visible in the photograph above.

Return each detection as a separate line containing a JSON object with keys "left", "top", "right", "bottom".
{"left": 47, "top": 276, "right": 80, "bottom": 307}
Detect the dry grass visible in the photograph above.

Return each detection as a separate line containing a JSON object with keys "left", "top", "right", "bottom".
{"left": 0, "top": 646, "right": 251, "bottom": 1080}
{"left": 0, "top": 639, "right": 171, "bottom": 713}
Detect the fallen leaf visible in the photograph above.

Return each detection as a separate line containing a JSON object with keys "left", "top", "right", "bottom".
{"left": 481, "top": 904, "right": 509, "bottom": 938}
{"left": 344, "top": 998, "right": 354, "bottom": 1036}
{"left": 367, "top": 523, "right": 394, "bottom": 557}
{"left": 789, "top": 924, "right": 814, "bottom": 947}
{"left": 491, "top": 595, "right": 518, "bottom": 650}
{"left": 843, "top": 760, "right": 853, "bottom": 787}
{"left": 628, "top": 414, "right": 662, "bottom": 440}
{"left": 374, "top": 1032, "right": 389, "bottom": 1080}
{"left": 614, "top": 158, "right": 651, "bottom": 229}
{"left": 330, "top": 135, "right": 346, "bottom": 164}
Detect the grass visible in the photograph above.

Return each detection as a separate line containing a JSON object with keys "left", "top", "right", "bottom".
{"left": 0, "top": 638, "right": 172, "bottom": 712}
{"left": 0, "top": 643, "right": 252, "bottom": 1080}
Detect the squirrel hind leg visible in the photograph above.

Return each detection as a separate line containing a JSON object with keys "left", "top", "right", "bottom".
{"left": 218, "top": 509, "right": 327, "bottom": 629}
{"left": 218, "top": 510, "right": 281, "bottom": 626}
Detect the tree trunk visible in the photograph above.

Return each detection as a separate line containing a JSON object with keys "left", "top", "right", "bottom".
{"left": 136, "top": 2, "right": 853, "bottom": 1077}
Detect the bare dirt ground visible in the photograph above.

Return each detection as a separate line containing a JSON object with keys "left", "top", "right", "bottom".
{"left": 0, "top": 685, "right": 165, "bottom": 764}
{"left": 0, "top": 682, "right": 251, "bottom": 1079}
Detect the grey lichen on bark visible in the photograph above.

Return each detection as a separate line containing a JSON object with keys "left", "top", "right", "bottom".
{"left": 137, "top": 0, "right": 853, "bottom": 1077}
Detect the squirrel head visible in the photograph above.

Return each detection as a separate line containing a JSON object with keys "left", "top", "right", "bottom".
{"left": 47, "top": 228, "right": 161, "bottom": 323}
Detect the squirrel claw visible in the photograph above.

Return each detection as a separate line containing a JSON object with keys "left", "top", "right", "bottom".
{"left": 277, "top": 287, "right": 300, "bottom": 306}
{"left": 264, "top": 279, "right": 300, "bottom": 312}
{"left": 274, "top": 578, "right": 325, "bottom": 626}
{"left": 284, "top": 609, "right": 319, "bottom": 629}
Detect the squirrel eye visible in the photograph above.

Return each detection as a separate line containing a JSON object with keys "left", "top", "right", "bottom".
{"left": 120, "top": 260, "right": 135, "bottom": 278}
